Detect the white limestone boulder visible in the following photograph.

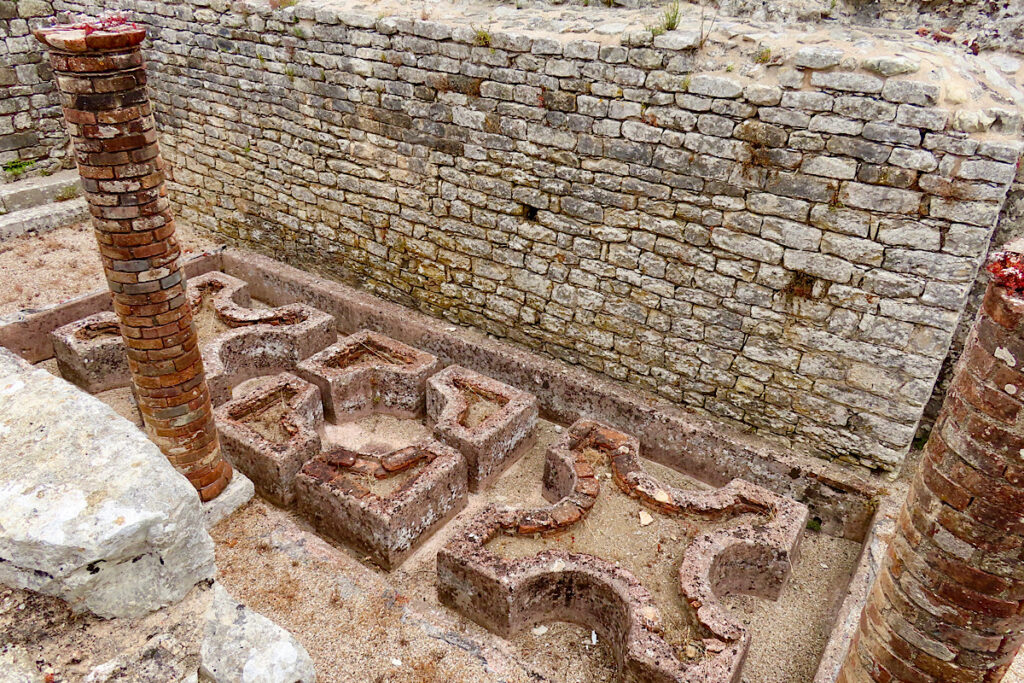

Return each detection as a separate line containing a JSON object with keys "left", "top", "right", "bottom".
{"left": 0, "top": 348, "right": 216, "bottom": 618}
{"left": 200, "top": 584, "right": 315, "bottom": 682}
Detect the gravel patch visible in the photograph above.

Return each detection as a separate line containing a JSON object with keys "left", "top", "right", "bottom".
{"left": 0, "top": 220, "right": 223, "bottom": 317}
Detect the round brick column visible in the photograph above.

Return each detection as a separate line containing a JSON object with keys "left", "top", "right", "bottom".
{"left": 839, "top": 276, "right": 1024, "bottom": 682}
{"left": 34, "top": 21, "right": 232, "bottom": 501}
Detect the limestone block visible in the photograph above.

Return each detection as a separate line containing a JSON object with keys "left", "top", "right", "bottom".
{"left": 199, "top": 584, "right": 316, "bottom": 683}
{"left": 0, "top": 348, "right": 215, "bottom": 618}
{"left": 794, "top": 46, "right": 843, "bottom": 69}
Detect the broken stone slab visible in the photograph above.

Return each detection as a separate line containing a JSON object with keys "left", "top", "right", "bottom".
{"left": 200, "top": 583, "right": 316, "bottom": 683}
{"left": 0, "top": 169, "right": 82, "bottom": 214}
{"left": 0, "top": 197, "right": 91, "bottom": 242}
{"left": 0, "top": 347, "right": 216, "bottom": 619}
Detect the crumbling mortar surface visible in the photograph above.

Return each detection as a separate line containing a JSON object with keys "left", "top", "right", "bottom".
{"left": 428, "top": 365, "right": 540, "bottom": 493}
{"left": 215, "top": 372, "right": 323, "bottom": 506}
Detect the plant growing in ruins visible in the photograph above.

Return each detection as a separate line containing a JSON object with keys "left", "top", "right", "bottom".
{"left": 2, "top": 160, "right": 35, "bottom": 178}
{"left": 697, "top": 3, "right": 719, "bottom": 49}
{"left": 755, "top": 46, "right": 772, "bottom": 63}
{"left": 663, "top": 1, "right": 681, "bottom": 31}
{"left": 270, "top": 0, "right": 298, "bottom": 8}
{"left": 54, "top": 185, "right": 79, "bottom": 202}
{"left": 640, "top": 104, "right": 658, "bottom": 126}
{"left": 473, "top": 26, "right": 491, "bottom": 47}
{"left": 827, "top": 188, "right": 844, "bottom": 211}
{"left": 649, "top": 1, "right": 681, "bottom": 37}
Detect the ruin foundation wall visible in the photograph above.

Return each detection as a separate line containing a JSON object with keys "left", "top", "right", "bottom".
{"left": 55, "top": 0, "right": 1023, "bottom": 472}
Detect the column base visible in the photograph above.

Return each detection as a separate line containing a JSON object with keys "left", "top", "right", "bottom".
{"left": 203, "top": 471, "right": 255, "bottom": 529}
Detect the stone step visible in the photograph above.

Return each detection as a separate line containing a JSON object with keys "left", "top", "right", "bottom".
{"left": 0, "top": 169, "right": 82, "bottom": 214}
{"left": 0, "top": 197, "right": 90, "bottom": 242}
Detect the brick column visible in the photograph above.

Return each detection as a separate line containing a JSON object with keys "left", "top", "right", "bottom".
{"left": 34, "top": 19, "right": 232, "bottom": 501}
{"left": 839, "top": 261, "right": 1024, "bottom": 682}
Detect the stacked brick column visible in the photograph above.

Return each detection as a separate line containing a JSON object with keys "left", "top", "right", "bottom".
{"left": 839, "top": 268, "right": 1024, "bottom": 682}
{"left": 34, "top": 21, "right": 232, "bottom": 501}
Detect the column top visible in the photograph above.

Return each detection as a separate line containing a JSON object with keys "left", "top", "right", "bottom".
{"left": 988, "top": 251, "right": 1024, "bottom": 295}
{"left": 34, "top": 14, "right": 146, "bottom": 53}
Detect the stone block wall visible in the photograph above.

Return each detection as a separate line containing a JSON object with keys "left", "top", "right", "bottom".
{"left": 0, "top": 0, "right": 69, "bottom": 180}
{"left": 921, "top": 161, "right": 1024, "bottom": 436}
{"left": 54, "top": 0, "right": 1023, "bottom": 472}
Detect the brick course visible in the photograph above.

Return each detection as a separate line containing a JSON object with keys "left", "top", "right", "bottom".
{"left": 839, "top": 279, "right": 1024, "bottom": 682}
{"left": 35, "top": 22, "right": 231, "bottom": 501}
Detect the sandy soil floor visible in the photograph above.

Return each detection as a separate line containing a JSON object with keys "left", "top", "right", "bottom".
{"left": 1008, "top": 652, "right": 1024, "bottom": 682}
{"left": 0, "top": 583, "right": 208, "bottom": 682}
{"left": 0, "top": 220, "right": 224, "bottom": 317}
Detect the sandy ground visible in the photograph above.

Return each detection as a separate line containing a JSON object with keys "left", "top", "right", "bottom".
{"left": 1009, "top": 652, "right": 1024, "bottom": 682}
{"left": 192, "top": 292, "right": 234, "bottom": 341}
{"left": 0, "top": 220, "right": 223, "bottom": 317}
{"left": 0, "top": 583, "right": 208, "bottom": 682}
{"left": 322, "top": 413, "right": 433, "bottom": 454}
